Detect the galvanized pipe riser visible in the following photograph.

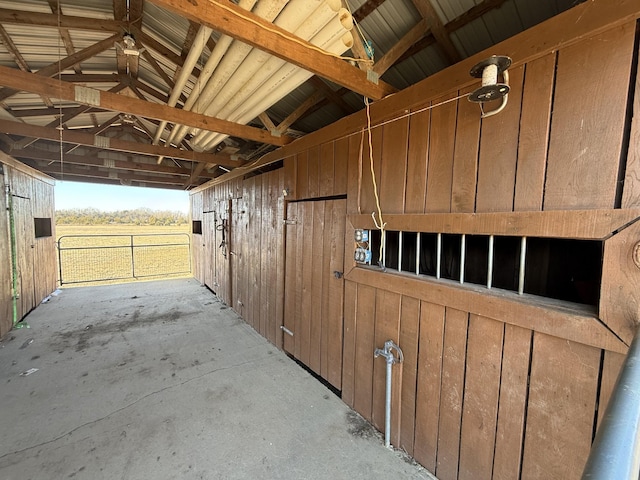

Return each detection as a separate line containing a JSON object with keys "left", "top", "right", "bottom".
{"left": 582, "top": 329, "right": 640, "bottom": 479}
{"left": 374, "top": 340, "right": 404, "bottom": 449}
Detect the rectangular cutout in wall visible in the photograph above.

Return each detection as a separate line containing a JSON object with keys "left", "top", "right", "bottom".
{"left": 401, "top": 231, "right": 418, "bottom": 273}
{"left": 370, "top": 228, "right": 382, "bottom": 266}
{"left": 419, "top": 232, "right": 438, "bottom": 276}
{"left": 525, "top": 238, "right": 602, "bottom": 306}
{"left": 192, "top": 220, "right": 202, "bottom": 235}
{"left": 464, "top": 235, "right": 489, "bottom": 286}
{"left": 385, "top": 230, "right": 400, "bottom": 270}
{"left": 492, "top": 236, "right": 520, "bottom": 292}
{"left": 34, "top": 218, "right": 52, "bottom": 238}
{"left": 441, "top": 234, "right": 461, "bottom": 281}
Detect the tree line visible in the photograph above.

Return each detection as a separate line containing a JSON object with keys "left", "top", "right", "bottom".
{"left": 55, "top": 207, "right": 189, "bottom": 226}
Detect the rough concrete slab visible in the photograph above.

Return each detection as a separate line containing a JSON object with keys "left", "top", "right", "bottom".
{"left": 0, "top": 279, "right": 433, "bottom": 480}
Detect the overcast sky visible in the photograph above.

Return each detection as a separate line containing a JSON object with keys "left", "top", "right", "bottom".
{"left": 55, "top": 181, "right": 190, "bottom": 213}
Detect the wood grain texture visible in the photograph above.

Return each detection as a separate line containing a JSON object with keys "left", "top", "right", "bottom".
{"left": 283, "top": 202, "right": 298, "bottom": 354}
{"left": 309, "top": 201, "right": 325, "bottom": 374}
{"left": 399, "top": 295, "right": 420, "bottom": 454}
{"left": 436, "top": 308, "right": 468, "bottom": 480}
{"left": 492, "top": 324, "right": 532, "bottom": 480}
{"left": 475, "top": 66, "right": 524, "bottom": 213}
{"left": 349, "top": 208, "right": 640, "bottom": 241}
{"left": 275, "top": 170, "right": 285, "bottom": 350}
{"left": 334, "top": 137, "right": 349, "bottom": 196}
{"left": 327, "top": 200, "right": 346, "bottom": 388}
{"left": 514, "top": 53, "right": 556, "bottom": 211}
{"left": 414, "top": 301, "right": 445, "bottom": 473}
{"left": 0, "top": 170, "right": 10, "bottom": 338}
{"left": 342, "top": 280, "right": 358, "bottom": 406}
{"left": 307, "top": 146, "right": 320, "bottom": 200}
{"left": 346, "top": 133, "right": 363, "bottom": 215}
{"left": 521, "top": 333, "right": 600, "bottom": 480}
{"left": 600, "top": 219, "right": 640, "bottom": 345}
{"left": 458, "top": 315, "right": 504, "bottom": 480}
{"left": 451, "top": 87, "right": 481, "bottom": 213}
{"left": 544, "top": 24, "right": 636, "bottom": 210}
{"left": 622, "top": 55, "right": 640, "bottom": 208}
{"left": 300, "top": 201, "right": 314, "bottom": 366}
{"left": 360, "top": 126, "right": 383, "bottom": 215}
{"left": 296, "top": 151, "right": 309, "bottom": 200}
{"left": 346, "top": 267, "right": 626, "bottom": 354}
{"left": 372, "top": 289, "right": 402, "bottom": 442}
{"left": 319, "top": 142, "right": 335, "bottom": 198}
{"left": 597, "top": 350, "right": 625, "bottom": 427}
{"left": 425, "top": 93, "right": 457, "bottom": 213}
{"left": 405, "top": 102, "right": 430, "bottom": 213}
{"left": 380, "top": 117, "right": 409, "bottom": 214}
{"left": 354, "top": 284, "right": 377, "bottom": 420}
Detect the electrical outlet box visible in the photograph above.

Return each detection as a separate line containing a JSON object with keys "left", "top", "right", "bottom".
{"left": 354, "top": 247, "right": 371, "bottom": 264}
{"left": 354, "top": 229, "right": 369, "bottom": 243}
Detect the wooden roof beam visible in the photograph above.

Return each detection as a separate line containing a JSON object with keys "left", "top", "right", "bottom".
{"left": 0, "top": 25, "right": 55, "bottom": 107}
{"left": 275, "top": 90, "right": 325, "bottom": 135}
{"left": 48, "top": 1, "right": 82, "bottom": 74}
{"left": 411, "top": 0, "right": 461, "bottom": 64}
{"left": 147, "top": 0, "right": 395, "bottom": 100}
{"left": 0, "top": 66, "right": 290, "bottom": 146}
{"left": 373, "top": 19, "right": 428, "bottom": 75}
{"left": 0, "top": 33, "right": 120, "bottom": 103}
{"left": 25, "top": 160, "right": 186, "bottom": 186}
{"left": 0, "top": 119, "right": 237, "bottom": 166}
{"left": 10, "top": 146, "right": 215, "bottom": 178}
{"left": 0, "top": 8, "right": 126, "bottom": 32}
{"left": 45, "top": 173, "right": 187, "bottom": 190}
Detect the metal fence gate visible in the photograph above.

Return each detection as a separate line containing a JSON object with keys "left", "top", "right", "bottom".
{"left": 57, "top": 234, "right": 191, "bottom": 285}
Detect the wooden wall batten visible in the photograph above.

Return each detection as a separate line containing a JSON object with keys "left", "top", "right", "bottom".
{"left": 0, "top": 154, "right": 56, "bottom": 339}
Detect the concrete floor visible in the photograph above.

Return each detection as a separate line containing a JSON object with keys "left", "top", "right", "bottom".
{"left": 0, "top": 279, "right": 432, "bottom": 480}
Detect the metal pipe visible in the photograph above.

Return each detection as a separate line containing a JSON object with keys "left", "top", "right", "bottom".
{"left": 382, "top": 228, "right": 387, "bottom": 268}
{"left": 460, "top": 234, "right": 466, "bottom": 284}
{"left": 487, "top": 235, "right": 494, "bottom": 289}
{"left": 582, "top": 328, "right": 640, "bottom": 479}
{"left": 374, "top": 340, "right": 403, "bottom": 448}
{"left": 436, "top": 233, "right": 442, "bottom": 279}
{"left": 518, "top": 236, "right": 527, "bottom": 295}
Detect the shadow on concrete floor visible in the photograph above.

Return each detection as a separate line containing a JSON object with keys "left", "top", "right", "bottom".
{"left": 0, "top": 278, "right": 432, "bottom": 480}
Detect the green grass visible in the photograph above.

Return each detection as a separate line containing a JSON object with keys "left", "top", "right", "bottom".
{"left": 55, "top": 224, "right": 192, "bottom": 287}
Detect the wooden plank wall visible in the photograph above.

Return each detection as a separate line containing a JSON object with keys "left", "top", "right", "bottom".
{"left": 348, "top": 24, "right": 636, "bottom": 217}
{"left": 188, "top": 11, "right": 640, "bottom": 480}
{"left": 191, "top": 172, "right": 285, "bottom": 349}
{"left": 342, "top": 282, "right": 608, "bottom": 480}
{"left": 0, "top": 156, "right": 56, "bottom": 339}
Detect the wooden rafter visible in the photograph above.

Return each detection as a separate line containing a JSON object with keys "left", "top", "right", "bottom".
{"left": 0, "top": 8, "right": 125, "bottom": 32}
{"left": 0, "top": 119, "right": 237, "bottom": 166}
{"left": 275, "top": 90, "right": 325, "bottom": 135}
{"left": 13, "top": 83, "right": 128, "bottom": 150}
{"left": 43, "top": 173, "right": 186, "bottom": 189}
{"left": 352, "top": 0, "right": 388, "bottom": 23}
{"left": 147, "top": 0, "right": 396, "bottom": 100}
{"left": 0, "top": 25, "right": 54, "bottom": 107}
{"left": 0, "top": 33, "right": 120, "bottom": 103}
{"left": 309, "top": 77, "right": 354, "bottom": 115}
{"left": 9, "top": 146, "right": 215, "bottom": 178}
{"left": 47, "top": 1, "right": 82, "bottom": 74}
{"left": 24, "top": 160, "right": 186, "bottom": 186}
{"left": 411, "top": 0, "right": 461, "bottom": 63}
{"left": 373, "top": 19, "right": 428, "bottom": 75}
{"left": 0, "top": 66, "right": 290, "bottom": 146}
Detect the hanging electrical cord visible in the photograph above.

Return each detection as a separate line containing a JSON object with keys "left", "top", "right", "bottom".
{"left": 56, "top": 1, "right": 64, "bottom": 178}
{"left": 364, "top": 96, "right": 386, "bottom": 269}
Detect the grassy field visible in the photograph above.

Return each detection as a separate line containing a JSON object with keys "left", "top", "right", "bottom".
{"left": 55, "top": 224, "right": 192, "bottom": 286}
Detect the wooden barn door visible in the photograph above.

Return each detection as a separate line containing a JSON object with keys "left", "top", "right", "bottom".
{"left": 202, "top": 211, "right": 216, "bottom": 290}
{"left": 283, "top": 199, "right": 346, "bottom": 390}
{"left": 213, "top": 199, "right": 232, "bottom": 305}
{"left": 12, "top": 196, "right": 35, "bottom": 319}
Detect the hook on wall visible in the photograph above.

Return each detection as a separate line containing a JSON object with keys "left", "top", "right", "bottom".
{"left": 468, "top": 55, "right": 511, "bottom": 118}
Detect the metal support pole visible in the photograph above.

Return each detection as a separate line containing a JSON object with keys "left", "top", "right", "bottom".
{"left": 382, "top": 230, "right": 387, "bottom": 268}
{"left": 460, "top": 234, "right": 466, "bottom": 284}
{"left": 374, "top": 340, "right": 404, "bottom": 449}
{"left": 582, "top": 329, "right": 640, "bottom": 479}
{"left": 518, "top": 236, "right": 527, "bottom": 295}
{"left": 487, "top": 235, "right": 494, "bottom": 289}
